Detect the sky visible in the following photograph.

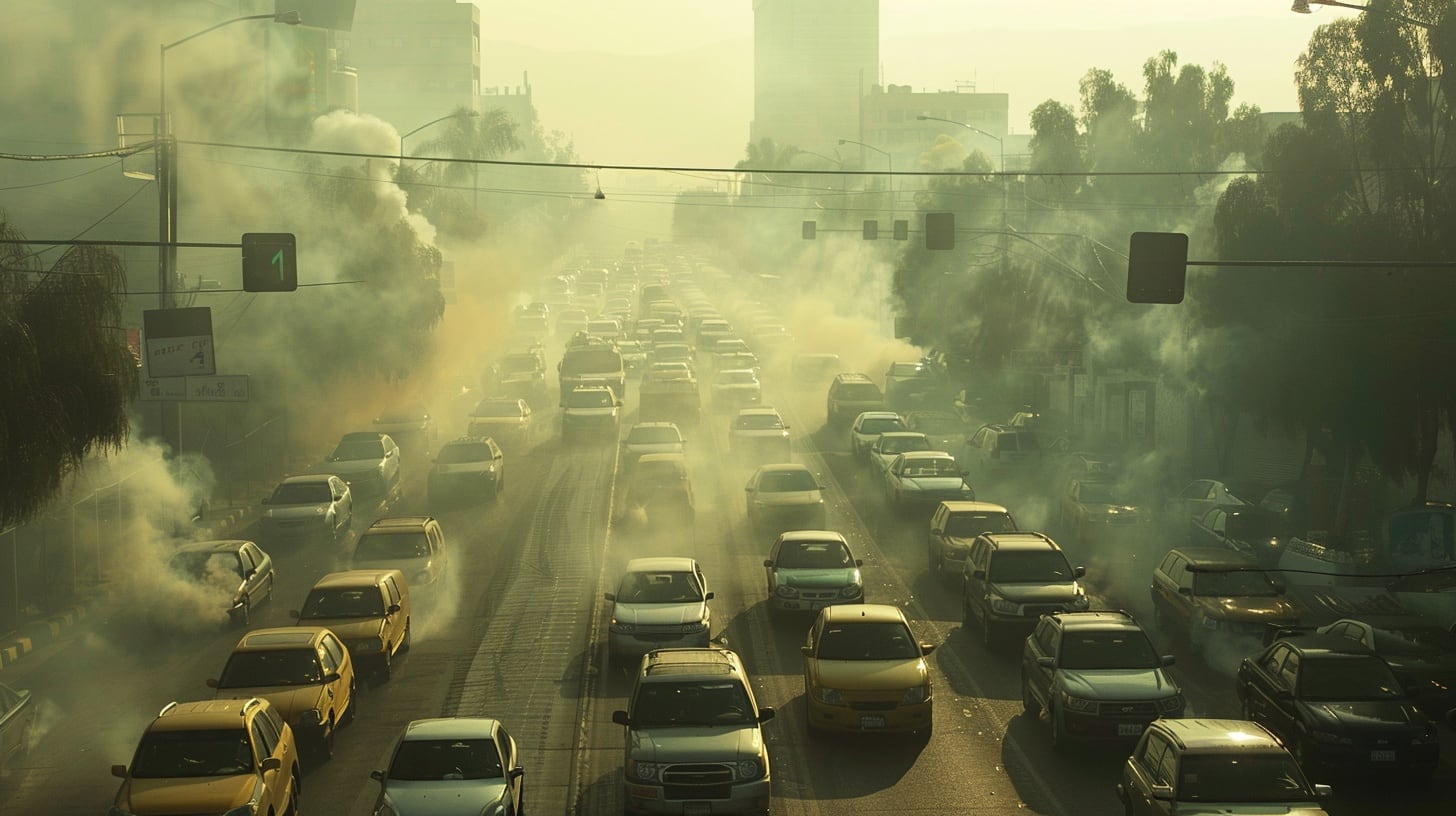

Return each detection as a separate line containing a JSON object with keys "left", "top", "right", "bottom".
{"left": 471, "top": 0, "right": 1363, "bottom": 166}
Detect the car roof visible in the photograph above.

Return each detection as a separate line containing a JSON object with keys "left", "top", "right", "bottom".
{"left": 279, "top": 474, "right": 333, "bottom": 485}
{"left": 1274, "top": 634, "right": 1382, "bottom": 657}
{"left": 819, "top": 603, "right": 907, "bottom": 625}
{"left": 736, "top": 407, "right": 782, "bottom": 417}
{"left": 983, "top": 532, "right": 1060, "bottom": 551}
{"left": 233, "top": 627, "right": 327, "bottom": 651}
{"left": 641, "top": 647, "right": 743, "bottom": 678}
{"left": 443, "top": 435, "right": 497, "bottom": 447}
{"left": 630, "top": 421, "right": 681, "bottom": 430}
{"left": 896, "top": 450, "right": 954, "bottom": 461}
{"left": 311, "top": 569, "right": 402, "bottom": 589}
{"left": 149, "top": 698, "right": 271, "bottom": 731}
{"left": 624, "top": 556, "right": 698, "bottom": 573}
{"left": 938, "top": 500, "right": 1011, "bottom": 514}
{"left": 855, "top": 411, "right": 901, "bottom": 421}
{"left": 171, "top": 539, "right": 252, "bottom": 555}
{"left": 340, "top": 431, "right": 389, "bottom": 442}
{"left": 834, "top": 372, "right": 874, "bottom": 382}
{"left": 1325, "top": 614, "right": 1445, "bottom": 631}
{"left": 1049, "top": 611, "right": 1141, "bottom": 631}
{"left": 877, "top": 431, "right": 927, "bottom": 440}
{"left": 364, "top": 516, "right": 435, "bottom": 531}
{"left": 1171, "top": 547, "right": 1260, "bottom": 568}
{"left": 755, "top": 463, "right": 812, "bottom": 475}
{"left": 401, "top": 717, "right": 502, "bottom": 741}
{"left": 777, "top": 529, "right": 848, "bottom": 543}
{"left": 1150, "top": 719, "right": 1286, "bottom": 752}
{"left": 637, "top": 452, "right": 687, "bottom": 465}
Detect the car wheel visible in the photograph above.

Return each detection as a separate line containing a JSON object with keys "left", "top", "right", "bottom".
{"left": 927, "top": 546, "right": 939, "bottom": 571}
{"left": 342, "top": 679, "right": 358, "bottom": 725}
{"left": 263, "top": 576, "right": 274, "bottom": 603}
{"left": 1021, "top": 675, "right": 1041, "bottom": 716}
{"left": 317, "top": 717, "right": 335, "bottom": 761}
{"left": 286, "top": 774, "right": 301, "bottom": 816}
{"left": 1049, "top": 706, "right": 1068, "bottom": 751}
{"left": 980, "top": 611, "right": 995, "bottom": 650}
{"left": 400, "top": 618, "right": 412, "bottom": 653}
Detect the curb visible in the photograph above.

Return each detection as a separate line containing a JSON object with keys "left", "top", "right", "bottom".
{"left": 0, "top": 603, "right": 90, "bottom": 673}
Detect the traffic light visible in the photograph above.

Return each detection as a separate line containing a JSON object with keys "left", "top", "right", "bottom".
{"left": 863, "top": 220, "right": 879, "bottom": 240}
{"left": 925, "top": 212, "right": 955, "bottom": 250}
{"left": 241, "top": 232, "right": 298, "bottom": 292}
{"left": 802, "top": 221, "right": 817, "bottom": 240}
{"left": 1126, "top": 231, "right": 1188, "bottom": 304}
{"left": 893, "top": 219, "right": 909, "bottom": 241}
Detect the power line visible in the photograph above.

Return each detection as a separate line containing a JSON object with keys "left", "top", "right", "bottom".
{"left": 0, "top": 144, "right": 155, "bottom": 161}
{"left": 0, "top": 159, "right": 124, "bottom": 191}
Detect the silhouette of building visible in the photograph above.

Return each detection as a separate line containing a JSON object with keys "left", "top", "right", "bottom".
{"left": 342, "top": 0, "right": 482, "bottom": 131}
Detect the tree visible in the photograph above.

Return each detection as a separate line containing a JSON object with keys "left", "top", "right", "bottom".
{"left": 735, "top": 138, "right": 802, "bottom": 193}
{"left": 1, "top": 213, "right": 137, "bottom": 526}
{"left": 410, "top": 106, "right": 523, "bottom": 236}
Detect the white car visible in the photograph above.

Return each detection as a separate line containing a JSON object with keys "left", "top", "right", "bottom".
{"left": 729, "top": 407, "right": 791, "bottom": 463}
{"left": 849, "top": 411, "right": 906, "bottom": 459}
{"left": 370, "top": 718, "right": 525, "bottom": 816}
{"left": 321, "top": 432, "right": 402, "bottom": 502}
{"left": 711, "top": 368, "right": 762, "bottom": 412}
{"left": 259, "top": 474, "right": 353, "bottom": 544}
{"left": 868, "top": 431, "right": 932, "bottom": 475}
{"left": 604, "top": 557, "right": 713, "bottom": 664}
{"left": 745, "top": 464, "right": 827, "bottom": 534}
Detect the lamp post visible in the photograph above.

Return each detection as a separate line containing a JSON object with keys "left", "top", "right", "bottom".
{"left": 837, "top": 138, "right": 892, "bottom": 196}
{"left": 399, "top": 110, "right": 481, "bottom": 159}
{"left": 158, "top": 10, "right": 303, "bottom": 310}
{"left": 1291, "top": 0, "right": 1435, "bottom": 27}
{"left": 918, "top": 114, "right": 1008, "bottom": 269}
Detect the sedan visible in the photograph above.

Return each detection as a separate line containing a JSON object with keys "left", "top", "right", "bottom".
{"left": 1317, "top": 615, "right": 1456, "bottom": 722}
{"left": 764, "top": 531, "right": 864, "bottom": 615}
{"left": 849, "top": 412, "right": 906, "bottom": 459}
{"left": 322, "top": 432, "right": 402, "bottom": 502}
{"left": 729, "top": 407, "right": 792, "bottom": 464}
{"left": 1165, "top": 479, "right": 1249, "bottom": 525}
{"left": 745, "top": 463, "right": 827, "bottom": 534}
{"left": 167, "top": 539, "right": 276, "bottom": 627}
{"left": 603, "top": 557, "right": 713, "bottom": 665}
{"left": 1060, "top": 479, "right": 1151, "bottom": 544}
{"left": 259, "top": 474, "right": 353, "bottom": 544}
{"left": 0, "top": 682, "right": 36, "bottom": 772}
{"left": 868, "top": 431, "right": 932, "bottom": 476}
{"left": 882, "top": 451, "right": 974, "bottom": 514}
{"left": 904, "top": 410, "right": 965, "bottom": 456}
{"left": 466, "top": 398, "right": 533, "bottom": 450}
{"left": 711, "top": 368, "right": 763, "bottom": 413}
{"left": 372, "top": 718, "right": 526, "bottom": 815}
{"left": 802, "top": 603, "right": 935, "bottom": 735}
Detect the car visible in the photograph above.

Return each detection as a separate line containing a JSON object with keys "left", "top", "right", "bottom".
{"left": 604, "top": 557, "right": 714, "bottom": 665}
{"left": 789, "top": 353, "right": 840, "bottom": 388}
{"left": 0, "top": 682, "right": 36, "bottom": 773}
{"left": 745, "top": 463, "right": 827, "bottom": 534}
{"left": 513, "top": 306, "right": 548, "bottom": 337}
{"left": 961, "top": 532, "right": 1088, "bottom": 649}
{"left": 1059, "top": 478, "right": 1152, "bottom": 544}
{"left": 1165, "top": 479, "right": 1251, "bottom": 525}
{"left": 617, "top": 340, "right": 648, "bottom": 372}
{"left": 167, "top": 539, "right": 276, "bottom": 627}
{"left": 207, "top": 626, "right": 357, "bottom": 758}
{"left": 1236, "top": 634, "right": 1440, "bottom": 781}
{"left": 867, "top": 431, "right": 932, "bottom": 476}
{"left": 352, "top": 517, "right": 449, "bottom": 590}
{"left": 801, "top": 604, "right": 936, "bottom": 735}
{"left": 258, "top": 474, "right": 353, "bottom": 544}
{"left": 763, "top": 531, "right": 864, "bottom": 615}
{"left": 555, "top": 307, "right": 589, "bottom": 336}
{"left": 904, "top": 410, "right": 965, "bottom": 456}
{"left": 371, "top": 407, "right": 434, "bottom": 455}
{"left": 651, "top": 326, "right": 688, "bottom": 347}
{"left": 1020, "top": 611, "right": 1184, "bottom": 749}
{"left": 428, "top": 436, "right": 505, "bottom": 506}
{"left": 369, "top": 718, "right": 525, "bottom": 816}
{"left": 611, "top": 648, "right": 774, "bottom": 816}
{"left": 1188, "top": 504, "right": 1292, "bottom": 568}
{"left": 622, "top": 452, "right": 696, "bottom": 526}
{"left": 712, "top": 350, "right": 760, "bottom": 374}
{"left": 110, "top": 697, "right": 301, "bottom": 816}
{"left": 587, "top": 317, "right": 623, "bottom": 341}
{"left": 926, "top": 501, "right": 1018, "bottom": 576}
{"left": 561, "top": 385, "right": 622, "bottom": 443}
{"left": 293, "top": 569, "right": 410, "bottom": 680}
{"left": 883, "top": 361, "right": 936, "bottom": 411}
{"left": 728, "top": 407, "right": 792, "bottom": 464}
{"left": 1117, "top": 719, "right": 1332, "bottom": 815}
{"left": 642, "top": 360, "right": 695, "bottom": 384}
{"left": 466, "top": 397, "right": 533, "bottom": 450}
{"left": 648, "top": 342, "right": 696, "bottom": 369}
{"left": 883, "top": 450, "right": 975, "bottom": 513}
{"left": 848, "top": 411, "right": 906, "bottom": 459}
{"left": 489, "top": 351, "right": 548, "bottom": 404}
{"left": 620, "top": 422, "right": 687, "bottom": 473}
{"left": 826, "top": 373, "right": 885, "bottom": 426}
{"left": 962, "top": 424, "right": 1042, "bottom": 480}
{"left": 711, "top": 368, "right": 762, "bottom": 413}
{"left": 321, "top": 432, "right": 402, "bottom": 502}
{"left": 1149, "top": 547, "right": 1299, "bottom": 650}
{"left": 1315, "top": 615, "right": 1456, "bottom": 722}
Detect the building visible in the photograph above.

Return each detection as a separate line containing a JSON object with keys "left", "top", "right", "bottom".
{"left": 751, "top": 0, "right": 878, "bottom": 158}
{"left": 862, "top": 84, "right": 1009, "bottom": 172}
{"left": 342, "top": 0, "right": 482, "bottom": 132}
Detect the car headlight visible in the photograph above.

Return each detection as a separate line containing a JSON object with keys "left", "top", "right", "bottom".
{"left": 737, "top": 757, "right": 765, "bottom": 780}
{"left": 839, "top": 584, "right": 864, "bottom": 599}
{"left": 775, "top": 585, "right": 800, "bottom": 598}
{"left": 626, "top": 759, "right": 660, "bottom": 782}
{"left": 815, "top": 686, "right": 845, "bottom": 705}
{"left": 681, "top": 621, "right": 709, "bottom": 634}
{"left": 988, "top": 596, "right": 1021, "bottom": 615}
{"left": 901, "top": 685, "right": 930, "bottom": 705}
{"left": 1157, "top": 695, "right": 1184, "bottom": 713}
{"left": 486, "top": 463, "right": 496, "bottom": 473}
{"left": 610, "top": 619, "right": 635, "bottom": 633}
{"left": 1307, "top": 729, "right": 1353, "bottom": 745}
{"left": 1415, "top": 724, "right": 1439, "bottom": 744}
{"left": 353, "top": 638, "right": 384, "bottom": 654}
{"left": 1062, "top": 694, "right": 1097, "bottom": 712}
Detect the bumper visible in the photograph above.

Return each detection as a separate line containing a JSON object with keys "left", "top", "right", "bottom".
{"left": 768, "top": 595, "right": 861, "bottom": 613}
{"left": 1298, "top": 740, "right": 1439, "bottom": 776}
{"left": 807, "top": 697, "right": 932, "bottom": 733}
{"left": 609, "top": 629, "right": 711, "bottom": 657}
{"left": 623, "top": 779, "right": 771, "bottom": 815}
{"left": 750, "top": 505, "right": 826, "bottom": 532}
{"left": 1061, "top": 707, "right": 1178, "bottom": 742}
{"left": 429, "top": 473, "right": 499, "bottom": 496}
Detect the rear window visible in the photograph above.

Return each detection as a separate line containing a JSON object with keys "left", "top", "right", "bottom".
{"left": 627, "top": 426, "right": 683, "bottom": 444}
{"left": 945, "top": 512, "right": 1016, "bottom": 538}
{"left": 836, "top": 383, "right": 882, "bottom": 400}
{"left": 438, "top": 443, "right": 494, "bottom": 463}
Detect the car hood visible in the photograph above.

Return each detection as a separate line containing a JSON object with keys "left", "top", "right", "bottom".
{"left": 322, "top": 459, "right": 383, "bottom": 477}
{"left": 1171, "top": 804, "right": 1329, "bottom": 816}
{"left": 613, "top": 601, "right": 707, "bottom": 626}
{"left": 298, "top": 616, "right": 386, "bottom": 641}
{"left": 1194, "top": 596, "right": 1298, "bottom": 622}
{"left": 213, "top": 685, "right": 324, "bottom": 723}
{"left": 1298, "top": 699, "right": 1427, "bottom": 731}
{"left": 774, "top": 567, "right": 861, "bottom": 588}
{"left": 1079, "top": 502, "right": 1145, "bottom": 517}
{"left": 119, "top": 775, "right": 256, "bottom": 813}
{"left": 624, "top": 442, "right": 685, "bottom": 458}
{"left": 382, "top": 779, "right": 509, "bottom": 814}
{"left": 897, "top": 476, "right": 970, "bottom": 493}
{"left": 629, "top": 725, "right": 762, "bottom": 763}
{"left": 991, "top": 582, "right": 1083, "bottom": 603}
{"left": 263, "top": 504, "right": 327, "bottom": 520}
{"left": 945, "top": 536, "right": 977, "bottom": 550}
{"left": 813, "top": 658, "right": 927, "bottom": 690}
{"left": 1057, "top": 668, "right": 1177, "bottom": 700}
{"left": 752, "top": 490, "right": 823, "bottom": 508}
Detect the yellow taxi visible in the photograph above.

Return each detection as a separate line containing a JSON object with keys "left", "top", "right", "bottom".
{"left": 292, "top": 569, "right": 411, "bottom": 680}
{"left": 801, "top": 603, "right": 936, "bottom": 736}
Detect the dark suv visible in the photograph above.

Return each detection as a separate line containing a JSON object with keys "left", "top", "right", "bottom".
{"left": 826, "top": 373, "right": 885, "bottom": 427}
{"left": 961, "top": 532, "right": 1087, "bottom": 649}
{"left": 1020, "top": 611, "right": 1184, "bottom": 750}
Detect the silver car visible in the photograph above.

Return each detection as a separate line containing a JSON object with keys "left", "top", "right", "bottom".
{"left": 745, "top": 464, "right": 826, "bottom": 534}
{"left": 371, "top": 718, "right": 524, "bottom": 816}
{"left": 322, "top": 432, "right": 402, "bottom": 502}
{"left": 259, "top": 474, "right": 353, "bottom": 544}
{"left": 604, "top": 557, "right": 713, "bottom": 665}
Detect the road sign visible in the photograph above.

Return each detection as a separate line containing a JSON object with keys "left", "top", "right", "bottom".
{"left": 138, "top": 375, "right": 249, "bottom": 402}
{"left": 143, "top": 307, "right": 215, "bottom": 378}
{"left": 242, "top": 232, "right": 298, "bottom": 292}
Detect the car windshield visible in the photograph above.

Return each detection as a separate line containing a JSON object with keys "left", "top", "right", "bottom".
{"left": 859, "top": 417, "right": 905, "bottom": 434}
{"left": 838, "top": 383, "right": 881, "bottom": 400}
{"left": 776, "top": 541, "right": 853, "bottom": 569}
{"left": 758, "top": 469, "right": 818, "bottom": 492}
{"left": 168, "top": 551, "right": 242, "bottom": 582}
{"left": 618, "top": 341, "right": 643, "bottom": 353}
{"left": 989, "top": 550, "right": 1076, "bottom": 583}
{"left": 627, "top": 426, "right": 682, "bottom": 445}
{"left": 945, "top": 512, "right": 1016, "bottom": 538}
{"left": 566, "top": 389, "right": 615, "bottom": 408}
{"left": 735, "top": 413, "right": 783, "bottom": 430}
{"left": 437, "top": 443, "right": 494, "bottom": 464}
{"left": 816, "top": 621, "right": 921, "bottom": 660}
{"left": 900, "top": 457, "right": 961, "bottom": 478}
{"left": 910, "top": 415, "right": 961, "bottom": 435}
{"left": 299, "top": 587, "right": 385, "bottom": 619}
{"left": 1177, "top": 754, "right": 1312, "bottom": 802}
{"left": 1076, "top": 483, "right": 1122, "bottom": 504}
{"left": 880, "top": 436, "right": 931, "bottom": 455}
{"left": 631, "top": 681, "right": 754, "bottom": 727}
{"left": 1193, "top": 570, "right": 1279, "bottom": 597}
{"left": 616, "top": 570, "right": 704, "bottom": 603}
{"left": 388, "top": 739, "right": 503, "bottom": 781}
{"left": 270, "top": 481, "right": 331, "bottom": 504}
{"left": 1057, "top": 631, "right": 1160, "bottom": 670}
{"left": 355, "top": 532, "right": 430, "bottom": 561}
{"left": 499, "top": 355, "right": 539, "bottom": 373}
{"left": 130, "top": 729, "right": 254, "bottom": 778}
{"left": 330, "top": 439, "right": 383, "bottom": 461}
{"left": 472, "top": 401, "right": 523, "bottom": 418}
{"left": 717, "top": 370, "right": 757, "bottom": 385}
{"left": 216, "top": 649, "right": 323, "bottom": 688}
{"left": 1298, "top": 655, "right": 1405, "bottom": 700}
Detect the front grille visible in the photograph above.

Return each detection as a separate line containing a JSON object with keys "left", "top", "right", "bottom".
{"left": 662, "top": 763, "right": 734, "bottom": 789}
{"left": 849, "top": 700, "right": 897, "bottom": 711}
{"left": 1022, "top": 604, "right": 1069, "bottom": 618}
{"left": 665, "top": 784, "right": 733, "bottom": 801}
{"left": 1094, "top": 701, "right": 1158, "bottom": 717}
{"left": 799, "top": 590, "right": 840, "bottom": 600}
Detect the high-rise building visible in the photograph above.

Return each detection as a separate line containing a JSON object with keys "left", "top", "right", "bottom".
{"left": 751, "top": 0, "right": 879, "bottom": 159}
{"left": 341, "top": 0, "right": 482, "bottom": 133}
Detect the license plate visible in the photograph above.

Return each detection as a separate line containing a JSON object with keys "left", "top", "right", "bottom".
{"left": 1371, "top": 750, "right": 1396, "bottom": 762}
{"left": 1117, "top": 723, "right": 1145, "bottom": 737}
{"left": 683, "top": 804, "right": 712, "bottom": 815}
{"left": 860, "top": 716, "right": 886, "bottom": 729}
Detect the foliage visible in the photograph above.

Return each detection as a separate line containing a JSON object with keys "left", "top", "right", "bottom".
{"left": 406, "top": 107, "right": 523, "bottom": 241}
{"left": 1, "top": 213, "right": 136, "bottom": 526}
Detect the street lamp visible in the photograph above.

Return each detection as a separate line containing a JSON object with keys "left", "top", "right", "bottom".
{"left": 837, "top": 138, "right": 892, "bottom": 196}
{"left": 1291, "top": 0, "right": 1435, "bottom": 27}
{"left": 399, "top": 110, "right": 481, "bottom": 159}
{"left": 918, "top": 114, "right": 1008, "bottom": 270}
{"left": 157, "top": 10, "right": 303, "bottom": 309}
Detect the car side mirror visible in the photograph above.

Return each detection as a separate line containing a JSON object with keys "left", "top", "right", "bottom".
{"left": 612, "top": 710, "right": 631, "bottom": 726}
{"left": 758, "top": 707, "right": 776, "bottom": 722}
{"left": 801, "top": 645, "right": 814, "bottom": 656}
{"left": 604, "top": 592, "right": 616, "bottom": 602}
{"left": 745, "top": 486, "right": 753, "bottom": 493}
{"left": 260, "top": 756, "right": 282, "bottom": 773}
{"left": 1150, "top": 783, "right": 1174, "bottom": 801}
{"left": 704, "top": 591, "right": 715, "bottom": 600}
{"left": 763, "top": 559, "right": 774, "bottom": 568}
{"left": 289, "top": 610, "right": 301, "bottom": 620}
{"left": 510, "top": 766, "right": 525, "bottom": 781}
{"left": 1313, "top": 783, "right": 1332, "bottom": 797}
{"left": 387, "top": 603, "right": 402, "bottom": 614}
{"left": 206, "top": 678, "right": 220, "bottom": 688}
{"left": 1036, "top": 656, "right": 1055, "bottom": 669}
{"left": 111, "top": 764, "right": 128, "bottom": 779}
{"left": 1073, "top": 565, "right": 1086, "bottom": 579}
{"left": 371, "top": 769, "right": 386, "bottom": 783}
{"left": 1161, "top": 654, "right": 1177, "bottom": 667}
{"left": 244, "top": 568, "right": 257, "bottom": 580}
{"left": 855, "top": 559, "right": 864, "bottom": 567}
{"left": 920, "top": 642, "right": 937, "bottom": 655}
{"left": 322, "top": 672, "right": 340, "bottom": 684}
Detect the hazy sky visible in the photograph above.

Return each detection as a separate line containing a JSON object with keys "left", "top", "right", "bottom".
{"left": 472, "top": 1, "right": 1361, "bottom": 165}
